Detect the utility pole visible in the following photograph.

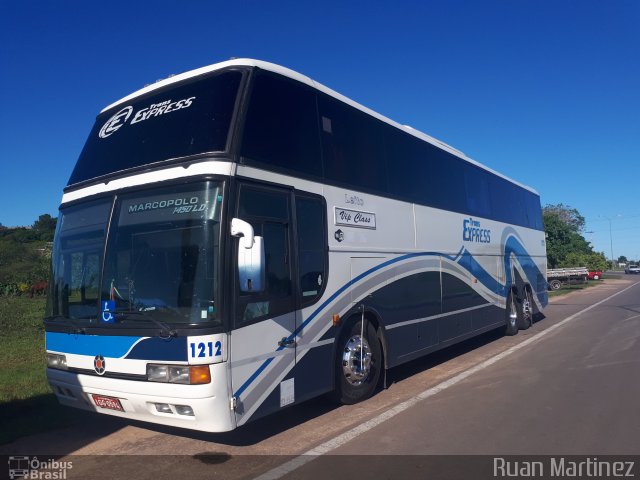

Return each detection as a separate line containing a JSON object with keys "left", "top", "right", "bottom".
{"left": 600, "top": 215, "right": 621, "bottom": 270}
{"left": 607, "top": 218, "right": 614, "bottom": 270}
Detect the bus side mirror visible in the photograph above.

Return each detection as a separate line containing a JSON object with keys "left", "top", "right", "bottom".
{"left": 231, "top": 218, "right": 255, "bottom": 248}
{"left": 231, "top": 218, "right": 265, "bottom": 293}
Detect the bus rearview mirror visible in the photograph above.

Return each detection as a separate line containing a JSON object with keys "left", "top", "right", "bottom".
{"left": 231, "top": 218, "right": 255, "bottom": 248}
{"left": 232, "top": 218, "right": 265, "bottom": 293}
{"left": 238, "top": 236, "right": 265, "bottom": 293}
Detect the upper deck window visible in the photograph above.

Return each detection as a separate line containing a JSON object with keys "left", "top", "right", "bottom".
{"left": 241, "top": 70, "right": 322, "bottom": 178}
{"left": 68, "top": 70, "right": 243, "bottom": 186}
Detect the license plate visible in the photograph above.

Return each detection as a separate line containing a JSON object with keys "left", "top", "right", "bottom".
{"left": 92, "top": 394, "right": 124, "bottom": 411}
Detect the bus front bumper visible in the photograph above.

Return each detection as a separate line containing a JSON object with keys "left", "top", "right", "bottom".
{"left": 47, "top": 363, "right": 236, "bottom": 433}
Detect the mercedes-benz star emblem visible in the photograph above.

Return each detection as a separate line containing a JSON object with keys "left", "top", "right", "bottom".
{"left": 94, "top": 355, "right": 106, "bottom": 375}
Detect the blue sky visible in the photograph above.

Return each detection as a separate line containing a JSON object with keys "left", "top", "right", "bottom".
{"left": 1, "top": 1, "right": 639, "bottom": 259}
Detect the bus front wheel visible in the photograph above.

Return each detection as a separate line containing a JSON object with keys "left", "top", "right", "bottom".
{"left": 334, "top": 318, "right": 382, "bottom": 405}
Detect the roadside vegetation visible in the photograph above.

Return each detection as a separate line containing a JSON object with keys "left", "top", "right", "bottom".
{"left": 0, "top": 295, "right": 89, "bottom": 444}
{"left": 543, "top": 204, "right": 609, "bottom": 271}
{"left": 0, "top": 215, "right": 88, "bottom": 444}
{"left": 0, "top": 214, "right": 55, "bottom": 295}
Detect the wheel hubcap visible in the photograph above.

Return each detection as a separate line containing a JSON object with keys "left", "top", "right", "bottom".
{"left": 342, "top": 335, "right": 372, "bottom": 386}
{"left": 523, "top": 293, "right": 532, "bottom": 323}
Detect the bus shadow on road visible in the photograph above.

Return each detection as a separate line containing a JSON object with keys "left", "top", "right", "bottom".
{"left": 130, "top": 395, "right": 339, "bottom": 447}
{"left": 0, "top": 393, "right": 127, "bottom": 453}
{"left": 387, "top": 328, "right": 502, "bottom": 385}
{"left": 387, "top": 312, "right": 546, "bottom": 386}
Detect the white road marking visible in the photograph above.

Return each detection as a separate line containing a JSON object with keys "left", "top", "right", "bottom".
{"left": 254, "top": 281, "right": 640, "bottom": 480}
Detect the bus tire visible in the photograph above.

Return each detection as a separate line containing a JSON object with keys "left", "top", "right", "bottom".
{"left": 504, "top": 291, "right": 518, "bottom": 336}
{"left": 334, "top": 318, "right": 382, "bottom": 405}
{"left": 517, "top": 287, "right": 533, "bottom": 330}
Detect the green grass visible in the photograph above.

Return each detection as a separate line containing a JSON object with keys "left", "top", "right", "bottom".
{"left": 0, "top": 296, "right": 49, "bottom": 402}
{"left": 0, "top": 296, "right": 89, "bottom": 444}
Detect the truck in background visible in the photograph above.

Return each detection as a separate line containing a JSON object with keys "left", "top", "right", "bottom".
{"left": 547, "top": 267, "right": 589, "bottom": 290}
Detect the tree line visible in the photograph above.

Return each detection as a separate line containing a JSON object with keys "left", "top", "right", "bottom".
{"left": 0, "top": 214, "right": 56, "bottom": 295}
{"left": 543, "top": 204, "right": 608, "bottom": 270}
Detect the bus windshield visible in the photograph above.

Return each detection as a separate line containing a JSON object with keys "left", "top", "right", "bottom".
{"left": 68, "top": 70, "right": 243, "bottom": 186}
{"left": 49, "top": 181, "right": 223, "bottom": 326}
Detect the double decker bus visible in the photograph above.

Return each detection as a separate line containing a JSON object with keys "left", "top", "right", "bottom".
{"left": 45, "top": 59, "right": 547, "bottom": 432}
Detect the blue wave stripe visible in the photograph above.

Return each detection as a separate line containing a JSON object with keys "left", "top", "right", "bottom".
{"left": 504, "top": 236, "right": 548, "bottom": 305}
{"left": 125, "top": 336, "right": 187, "bottom": 361}
{"left": 46, "top": 331, "right": 143, "bottom": 358}
{"left": 233, "top": 248, "right": 463, "bottom": 398}
{"left": 457, "top": 249, "right": 507, "bottom": 296}
{"left": 233, "top": 237, "right": 546, "bottom": 400}
{"left": 456, "top": 237, "right": 547, "bottom": 305}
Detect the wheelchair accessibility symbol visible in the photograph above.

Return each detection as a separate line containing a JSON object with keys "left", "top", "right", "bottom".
{"left": 101, "top": 300, "right": 116, "bottom": 323}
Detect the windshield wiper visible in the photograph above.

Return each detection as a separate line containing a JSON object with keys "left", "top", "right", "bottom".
{"left": 113, "top": 309, "right": 177, "bottom": 339}
{"left": 44, "top": 315, "right": 87, "bottom": 334}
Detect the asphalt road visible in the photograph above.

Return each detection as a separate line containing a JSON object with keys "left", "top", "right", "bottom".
{"left": 3, "top": 278, "right": 640, "bottom": 479}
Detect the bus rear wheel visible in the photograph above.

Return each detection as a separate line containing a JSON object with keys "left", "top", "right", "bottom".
{"left": 504, "top": 292, "right": 518, "bottom": 336}
{"left": 517, "top": 288, "right": 534, "bottom": 330}
{"left": 334, "top": 318, "right": 382, "bottom": 405}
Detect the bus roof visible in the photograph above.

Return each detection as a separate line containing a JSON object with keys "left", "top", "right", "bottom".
{"left": 101, "top": 58, "right": 539, "bottom": 195}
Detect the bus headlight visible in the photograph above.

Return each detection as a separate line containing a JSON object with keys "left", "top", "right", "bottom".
{"left": 168, "top": 366, "right": 190, "bottom": 384}
{"left": 47, "top": 353, "right": 67, "bottom": 370}
{"left": 146, "top": 364, "right": 211, "bottom": 385}
{"left": 147, "top": 364, "right": 169, "bottom": 382}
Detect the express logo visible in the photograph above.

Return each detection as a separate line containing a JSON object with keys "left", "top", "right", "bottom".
{"left": 463, "top": 217, "right": 491, "bottom": 244}
{"left": 97, "top": 96, "right": 196, "bottom": 139}
{"left": 94, "top": 355, "right": 106, "bottom": 375}
{"left": 98, "top": 106, "right": 133, "bottom": 138}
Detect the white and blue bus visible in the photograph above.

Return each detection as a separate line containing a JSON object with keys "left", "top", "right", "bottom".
{"left": 45, "top": 59, "right": 547, "bottom": 432}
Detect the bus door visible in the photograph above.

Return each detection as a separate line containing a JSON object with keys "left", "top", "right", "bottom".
{"left": 230, "top": 182, "right": 297, "bottom": 425}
